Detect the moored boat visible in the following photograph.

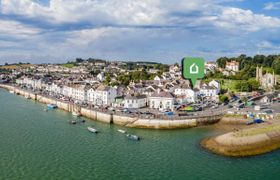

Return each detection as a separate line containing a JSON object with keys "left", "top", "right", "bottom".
{"left": 118, "top": 129, "right": 126, "bottom": 134}
{"left": 68, "top": 120, "right": 77, "bottom": 124}
{"left": 126, "top": 134, "right": 140, "bottom": 141}
{"left": 72, "top": 111, "right": 81, "bottom": 117}
{"left": 9, "top": 90, "right": 14, "bottom": 94}
{"left": 47, "top": 104, "right": 57, "bottom": 109}
{"left": 87, "top": 126, "right": 98, "bottom": 133}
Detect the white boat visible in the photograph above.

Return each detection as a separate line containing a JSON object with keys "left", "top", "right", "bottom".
{"left": 117, "top": 129, "right": 126, "bottom": 134}
{"left": 87, "top": 127, "right": 98, "bottom": 133}
{"left": 72, "top": 111, "right": 81, "bottom": 117}
{"left": 9, "top": 90, "right": 14, "bottom": 94}
{"left": 47, "top": 104, "right": 57, "bottom": 109}
{"left": 25, "top": 95, "right": 31, "bottom": 99}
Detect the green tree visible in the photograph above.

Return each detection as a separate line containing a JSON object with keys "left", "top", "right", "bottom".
{"left": 216, "top": 57, "right": 228, "bottom": 68}
{"left": 105, "top": 74, "right": 111, "bottom": 85}
{"left": 272, "top": 57, "right": 280, "bottom": 75}
{"left": 219, "top": 95, "right": 229, "bottom": 103}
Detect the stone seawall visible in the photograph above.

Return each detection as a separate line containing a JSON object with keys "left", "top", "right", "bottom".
{"left": 0, "top": 84, "right": 223, "bottom": 130}
{"left": 220, "top": 116, "right": 248, "bottom": 125}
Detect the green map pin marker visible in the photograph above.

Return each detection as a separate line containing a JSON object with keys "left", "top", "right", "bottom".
{"left": 182, "top": 57, "right": 205, "bottom": 87}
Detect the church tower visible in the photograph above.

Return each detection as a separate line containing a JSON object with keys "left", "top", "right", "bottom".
{"left": 256, "top": 66, "right": 259, "bottom": 81}
{"left": 256, "top": 66, "right": 263, "bottom": 83}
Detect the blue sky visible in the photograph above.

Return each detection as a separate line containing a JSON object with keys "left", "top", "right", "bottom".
{"left": 0, "top": 0, "right": 280, "bottom": 64}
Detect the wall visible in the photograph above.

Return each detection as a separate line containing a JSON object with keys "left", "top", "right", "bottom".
{"left": 0, "top": 84, "right": 223, "bottom": 130}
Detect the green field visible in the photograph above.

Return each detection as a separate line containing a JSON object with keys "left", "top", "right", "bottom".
{"left": 234, "top": 125, "right": 280, "bottom": 137}
{"left": 62, "top": 63, "right": 75, "bottom": 68}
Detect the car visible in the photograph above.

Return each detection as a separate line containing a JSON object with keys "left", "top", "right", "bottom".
{"left": 141, "top": 111, "right": 153, "bottom": 115}
{"left": 262, "top": 109, "right": 273, "bottom": 114}
{"left": 108, "top": 107, "right": 115, "bottom": 111}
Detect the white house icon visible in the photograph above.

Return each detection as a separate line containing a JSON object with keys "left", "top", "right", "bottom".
{"left": 190, "top": 63, "right": 199, "bottom": 74}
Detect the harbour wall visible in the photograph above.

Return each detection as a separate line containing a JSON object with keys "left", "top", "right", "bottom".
{"left": 0, "top": 84, "right": 223, "bottom": 129}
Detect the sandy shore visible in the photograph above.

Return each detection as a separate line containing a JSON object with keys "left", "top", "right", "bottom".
{"left": 201, "top": 120, "right": 280, "bottom": 157}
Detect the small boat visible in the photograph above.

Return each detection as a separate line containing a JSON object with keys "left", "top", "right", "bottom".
{"left": 126, "top": 134, "right": 140, "bottom": 141}
{"left": 68, "top": 120, "right": 77, "bottom": 125}
{"left": 117, "top": 129, "right": 126, "bottom": 134}
{"left": 87, "top": 126, "right": 98, "bottom": 133}
{"left": 43, "top": 108, "right": 48, "bottom": 112}
{"left": 47, "top": 104, "right": 57, "bottom": 109}
{"left": 25, "top": 95, "right": 31, "bottom": 99}
{"left": 72, "top": 111, "right": 81, "bottom": 117}
{"left": 9, "top": 90, "right": 14, "bottom": 94}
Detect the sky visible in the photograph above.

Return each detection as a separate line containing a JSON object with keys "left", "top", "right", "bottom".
{"left": 0, "top": 0, "right": 280, "bottom": 64}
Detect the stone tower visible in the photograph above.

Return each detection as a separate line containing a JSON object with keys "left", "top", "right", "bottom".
{"left": 256, "top": 66, "right": 263, "bottom": 83}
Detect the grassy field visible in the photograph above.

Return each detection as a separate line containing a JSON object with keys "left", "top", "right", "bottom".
{"left": 234, "top": 125, "right": 280, "bottom": 137}
{"left": 0, "top": 64, "right": 32, "bottom": 70}
{"left": 62, "top": 63, "right": 75, "bottom": 68}
{"left": 205, "top": 78, "right": 245, "bottom": 92}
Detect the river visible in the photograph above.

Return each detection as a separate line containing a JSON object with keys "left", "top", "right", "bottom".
{"left": 0, "top": 89, "right": 279, "bottom": 180}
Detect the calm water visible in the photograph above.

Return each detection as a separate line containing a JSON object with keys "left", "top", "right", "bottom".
{"left": 0, "top": 89, "right": 280, "bottom": 180}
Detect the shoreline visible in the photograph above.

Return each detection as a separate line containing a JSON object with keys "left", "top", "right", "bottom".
{"left": 201, "top": 123, "right": 280, "bottom": 157}
{"left": 0, "top": 84, "right": 222, "bottom": 130}
{"left": 3, "top": 84, "right": 280, "bottom": 156}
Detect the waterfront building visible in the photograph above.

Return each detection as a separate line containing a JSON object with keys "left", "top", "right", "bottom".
{"left": 149, "top": 91, "right": 175, "bottom": 111}
{"left": 87, "top": 88, "right": 95, "bottom": 104}
{"left": 209, "top": 80, "right": 220, "bottom": 94}
{"left": 94, "top": 85, "right": 117, "bottom": 106}
{"left": 124, "top": 94, "right": 147, "bottom": 109}
{"left": 199, "top": 84, "right": 219, "bottom": 101}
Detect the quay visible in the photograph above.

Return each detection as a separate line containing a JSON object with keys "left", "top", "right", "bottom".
{"left": 0, "top": 84, "right": 223, "bottom": 130}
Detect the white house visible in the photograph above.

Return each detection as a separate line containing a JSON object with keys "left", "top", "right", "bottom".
{"left": 199, "top": 85, "right": 219, "bottom": 101}
{"left": 62, "top": 84, "right": 89, "bottom": 102}
{"left": 94, "top": 85, "right": 117, "bottom": 106}
{"left": 87, "top": 88, "right": 95, "bottom": 104}
{"left": 97, "top": 72, "right": 105, "bottom": 82}
{"left": 149, "top": 91, "right": 175, "bottom": 111}
{"left": 124, "top": 94, "right": 147, "bottom": 109}
{"left": 175, "top": 88, "right": 197, "bottom": 103}
{"left": 209, "top": 80, "right": 220, "bottom": 94}
{"left": 50, "top": 83, "right": 63, "bottom": 95}
{"left": 154, "top": 75, "right": 161, "bottom": 81}
{"left": 225, "top": 61, "right": 239, "bottom": 72}
{"left": 71, "top": 84, "right": 89, "bottom": 102}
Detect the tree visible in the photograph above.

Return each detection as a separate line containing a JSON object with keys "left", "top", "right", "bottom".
{"left": 253, "top": 55, "right": 265, "bottom": 65}
{"left": 235, "top": 81, "right": 249, "bottom": 92}
{"left": 272, "top": 57, "right": 280, "bottom": 75}
{"left": 248, "top": 79, "right": 260, "bottom": 91}
{"left": 219, "top": 95, "right": 229, "bottom": 103}
{"left": 105, "top": 74, "right": 111, "bottom": 85}
{"left": 216, "top": 57, "right": 228, "bottom": 68}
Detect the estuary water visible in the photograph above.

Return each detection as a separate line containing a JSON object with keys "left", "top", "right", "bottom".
{"left": 0, "top": 89, "right": 279, "bottom": 180}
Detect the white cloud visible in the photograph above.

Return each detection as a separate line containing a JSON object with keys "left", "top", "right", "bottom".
{"left": 1, "top": 0, "right": 280, "bottom": 64}
{"left": 0, "top": 19, "right": 41, "bottom": 37}
{"left": 1, "top": 0, "right": 164, "bottom": 25}
{"left": 264, "top": 2, "right": 280, "bottom": 10}
{"left": 214, "top": 7, "right": 280, "bottom": 31}
{"left": 2, "top": 0, "right": 280, "bottom": 33}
